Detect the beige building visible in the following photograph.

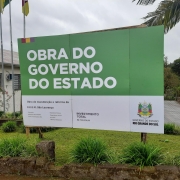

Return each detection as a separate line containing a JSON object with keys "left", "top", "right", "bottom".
{"left": 0, "top": 49, "right": 21, "bottom": 112}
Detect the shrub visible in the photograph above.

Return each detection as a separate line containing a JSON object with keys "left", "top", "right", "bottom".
{"left": 0, "top": 137, "right": 37, "bottom": 157}
{"left": 173, "top": 126, "right": 180, "bottom": 135}
{"left": 1, "top": 121, "right": 17, "bottom": 132}
{"left": 19, "top": 123, "right": 25, "bottom": 133}
{"left": 14, "top": 111, "right": 21, "bottom": 118}
{"left": 71, "top": 137, "right": 109, "bottom": 165}
{"left": 1, "top": 112, "right": 14, "bottom": 119}
{"left": 17, "top": 114, "right": 23, "bottom": 119}
{"left": 0, "top": 111, "right": 4, "bottom": 117}
{"left": 0, "top": 112, "right": 22, "bottom": 119}
{"left": 120, "top": 142, "right": 162, "bottom": 167}
{"left": 164, "top": 123, "right": 176, "bottom": 134}
{"left": 164, "top": 123, "right": 180, "bottom": 135}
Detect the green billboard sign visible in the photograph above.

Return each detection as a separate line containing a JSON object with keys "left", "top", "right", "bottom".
{"left": 18, "top": 26, "right": 164, "bottom": 133}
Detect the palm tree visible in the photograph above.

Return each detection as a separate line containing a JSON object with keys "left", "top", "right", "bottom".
{"left": 133, "top": 0, "right": 156, "bottom": 5}
{"left": 133, "top": 0, "right": 180, "bottom": 33}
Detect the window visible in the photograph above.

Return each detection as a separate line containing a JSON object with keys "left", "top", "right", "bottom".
{"left": 14, "top": 74, "right": 21, "bottom": 90}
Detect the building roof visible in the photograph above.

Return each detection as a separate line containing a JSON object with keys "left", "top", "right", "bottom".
{"left": 0, "top": 49, "right": 19, "bottom": 67}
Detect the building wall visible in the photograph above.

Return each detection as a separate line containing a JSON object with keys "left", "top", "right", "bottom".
{"left": 0, "top": 66, "right": 21, "bottom": 112}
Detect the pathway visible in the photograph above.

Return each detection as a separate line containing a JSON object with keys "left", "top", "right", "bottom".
{"left": 164, "top": 101, "right": 180, "bottom": 125}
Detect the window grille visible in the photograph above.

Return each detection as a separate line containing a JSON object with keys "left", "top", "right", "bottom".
{"left": 14, "top": 74, "right": 21, "bottom": 90}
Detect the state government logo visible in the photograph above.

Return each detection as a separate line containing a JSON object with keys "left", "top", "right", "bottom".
{"left": 137, "top": 102, "right": 153, "bottom": 119}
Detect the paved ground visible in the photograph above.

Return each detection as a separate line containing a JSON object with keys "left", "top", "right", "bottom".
{"left": 164, "top": 101, "right": 180, "bottom": 125}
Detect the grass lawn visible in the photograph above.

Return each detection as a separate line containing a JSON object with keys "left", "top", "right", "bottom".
{"left": 0, "top": 128, "right": 180, "bottom": 166}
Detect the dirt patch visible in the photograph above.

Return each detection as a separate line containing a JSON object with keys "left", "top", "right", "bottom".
{"left": 0, "top": 174, "right": 65, "bottom": 180}
{"left": 0, "top": 174, "right": 67, "bottom": 180}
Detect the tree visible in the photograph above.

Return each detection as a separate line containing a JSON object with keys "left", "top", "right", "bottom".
{"left": 164, "top": 55, "right": 168, "bottom": 68}
{"left": 171, "top": 58, "right": 180, "bottom": 76}
{"left": 164, "top": 67, "right": 180, "bottom": 93}
{"left": 133, "top": 0, "right": 180, "bottom": 33}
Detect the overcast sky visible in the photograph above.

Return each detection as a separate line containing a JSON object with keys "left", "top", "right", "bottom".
{"left": 1, "top": 0, "right": 180, "bottom": 63}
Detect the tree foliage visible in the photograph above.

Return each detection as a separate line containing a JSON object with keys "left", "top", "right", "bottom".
{"left": 164, "top": 55, "right": 168, "bottom": 68}
{"left": 132, "top": 0, "right": 156, "bottom": 5}
{"left": 133, "top": 0, "right": 180, "bottom": 33}
{"left": 164, "top": 67, "right": 180, "bottom": 93}
{"left": 171, "top": 58, "right": 180, "bottom": 76}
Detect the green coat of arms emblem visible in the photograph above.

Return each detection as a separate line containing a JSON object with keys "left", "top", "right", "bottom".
{"left": 138, "top": 102, "right": 153, "bottom": 119}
